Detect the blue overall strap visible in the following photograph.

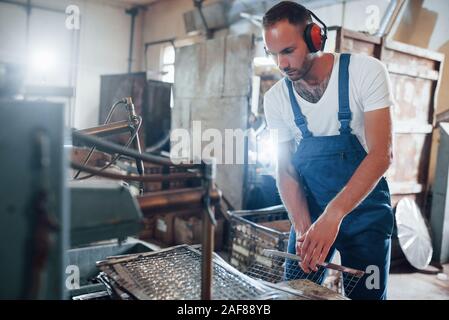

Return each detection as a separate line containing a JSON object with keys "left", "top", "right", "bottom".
{"left": 284, "top": 78, "right": 313, "bottom": 138}
{"left": 338, "top": 53, "right": 352, "bottom": 134}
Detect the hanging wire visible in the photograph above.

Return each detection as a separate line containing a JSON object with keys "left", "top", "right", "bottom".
{"left": 74, "top": 116, "right": 142, "bottom": 180}
{"left": 72, "top": 98, "right": 127, "bottom": 179}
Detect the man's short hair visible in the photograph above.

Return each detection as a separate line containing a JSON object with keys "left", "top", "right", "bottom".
{"left": 262, "top": 1, "right": 312, "bottom": 29}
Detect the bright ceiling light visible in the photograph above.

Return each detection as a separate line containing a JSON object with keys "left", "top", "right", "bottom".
{"left": 29, "top": 49, "right": 57, "bottom": 74}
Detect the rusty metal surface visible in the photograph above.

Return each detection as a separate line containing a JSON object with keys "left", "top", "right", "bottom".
{"left": 138, "top": 188, "right": 221, "bottom": 210}
{"left": 71, "top": 147, "right": 112, "bottom": 167}
{"left": 138, "top": 188, "right": 204, "bottom": 209}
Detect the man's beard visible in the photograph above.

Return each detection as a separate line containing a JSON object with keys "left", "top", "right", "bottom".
{"left": 283, "top": 56, "right": 314, "bottom": 81}
{"left": 283, "top": 69, "right": 303, "bottom": 81}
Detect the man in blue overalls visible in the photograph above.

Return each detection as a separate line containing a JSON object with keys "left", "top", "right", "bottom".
{"left": 262, "top": 2, "right": 395, "bottom": 300}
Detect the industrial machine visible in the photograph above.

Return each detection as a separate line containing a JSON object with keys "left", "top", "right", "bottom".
{"left": 67, "top": 179, "right": 155, "bottom": 300}
{"left": 0, "top": 99, "right": 69, "bottom": 299}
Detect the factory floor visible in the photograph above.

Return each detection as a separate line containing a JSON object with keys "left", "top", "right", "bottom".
{"left": 388, "top": 261, "right": 449, "bottom": 300}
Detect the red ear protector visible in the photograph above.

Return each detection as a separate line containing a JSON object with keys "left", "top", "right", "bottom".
{"left": 304, "top": 10, "right": 328, "bottom": 53}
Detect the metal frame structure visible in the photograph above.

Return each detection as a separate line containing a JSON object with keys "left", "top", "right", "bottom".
{"left": 72, "top": 115, "right": 220, "bottom": 300}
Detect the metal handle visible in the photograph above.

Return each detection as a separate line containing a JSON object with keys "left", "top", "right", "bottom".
{"left": 262, "top": 249, "right": 365, "bottom": 277}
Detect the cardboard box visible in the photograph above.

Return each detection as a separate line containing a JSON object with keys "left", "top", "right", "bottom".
{"left": 139, "top": 216, "right": 156, "bottom": 240}
{"left": 174, "top": 216, "right": 224, "bottom": 251}
{"left": 153, "top": 209, "right": 201, "bottom": 246}
{"left": 154, "top": 212, "right": 177, "bottom": 245}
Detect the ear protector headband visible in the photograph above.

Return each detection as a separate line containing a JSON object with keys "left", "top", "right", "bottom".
{"left": 304, "top": 10, "right": 328, "bottom": 53}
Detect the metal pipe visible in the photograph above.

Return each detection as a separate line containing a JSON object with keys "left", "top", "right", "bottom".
{"left": 193, "top": 0, "right": 213, "bottom": 39}
{"left": 201, "top": 161, "right": 217, "bottom": 300}
{"left": 375, "top": 0, "right": 405, "bottom": 37}
{"left": 77, "top": 120, "right": 131, "bottom": 137}
{"left": 137, "top": 187, "right": 221, "bottom": 210}
{"left": 126, "top": 7, "right": 139, "bottom": 73}
{"left": 71, "top": 162, "right": 202, "bottom": 183}
{"left": 125, "top": 97, "right": 145, "bottom": 193}
{"left": 72, "top": 130, "right": 197, "bottom": 167}
{"left": 201, "top": 207, "right": 214, "bottom": 299}
{"left": 138, "top": 188, "right": 203, "bottom": 209}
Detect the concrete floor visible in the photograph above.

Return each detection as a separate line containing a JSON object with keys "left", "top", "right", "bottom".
{"left": 388, "top": 262, "right": 449, "bottom": 300}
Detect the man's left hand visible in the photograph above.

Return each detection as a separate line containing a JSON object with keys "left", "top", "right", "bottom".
{"left": 297, "top": 208, "right": 343, "bottom": 273}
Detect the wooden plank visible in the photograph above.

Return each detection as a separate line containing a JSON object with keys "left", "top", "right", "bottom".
{"left": 342, "top": 28, "right": 382, "bottom": 45}
{"left": 382, "top": 47, "right": 438, "bottom": 72}
{"left": 386, "top": 62, "right": 440, "bottom": 81}
{"left": 340, "top": 37, "right": 379, "bottom": 57}
{"left": 436, "top": 109, "right": 449, "bottom": 125}
{"left": 334, "top": 27, "right": 344, "bottom": 53}
{"left": 385, "top": 39, "right": 445, "bottom": 62}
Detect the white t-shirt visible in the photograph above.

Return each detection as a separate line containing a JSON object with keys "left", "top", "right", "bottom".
{"left": 263, "top": 53, "right": 394, "bottom": 152}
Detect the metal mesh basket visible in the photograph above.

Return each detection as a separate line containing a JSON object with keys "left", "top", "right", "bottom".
{"left": 228, "top": 205, "right": 290, "bottom": 272}
{"left": 245, "top": 249, "right": 365, "bottom": 299}
{"left": 96, "top": 245, "right": 306, "bottom": 300}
